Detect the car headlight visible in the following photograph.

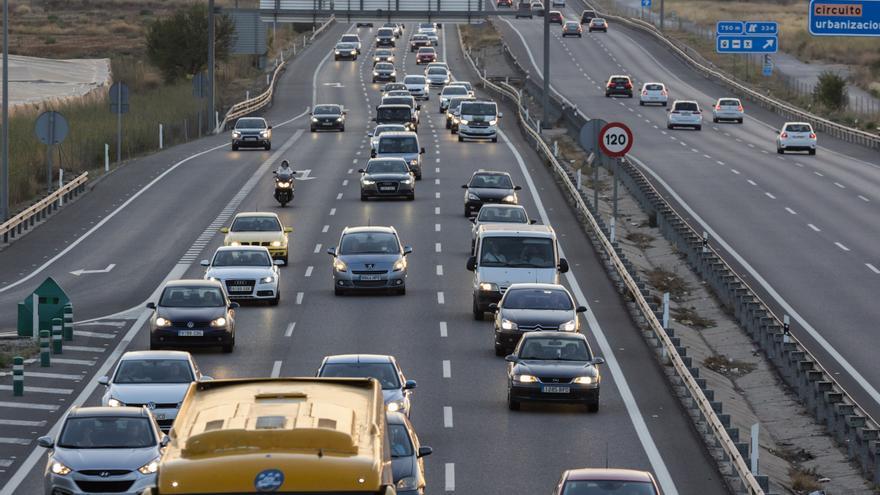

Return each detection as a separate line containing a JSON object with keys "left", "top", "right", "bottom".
{"left": 155, "top": 317, "right": 171, "bottom": 327}
{"left": 409, "top": 159, "right": 418, "bottom": 167}
{"left": 501, "top": 319, "right": 517, "bottom": 330}
{"left": 334, "top": 259, "right": 348, "bottom": 272}
{"left": 373, "top": 71, "right": 379, "bottom": 76}
{"left": 386, "top": 400, "right": 406, "bottom": 413}
{"left": 401, "top": 178, "right": 413, "bottom": 185}
{"left": 488, "top": 119, "right": 498, "bottom": 125}
{"left": 229, "top": 241, "right": 241, "bottom": 246}
{"left": 396, "top": 476, "right": 419, "bottom": 490}
{"left": 573, "top": 376, "right": 597, "bottom": 385}
{"left": 336, "top": 117, "right": 343, "bottom": 122}
{"left": 50, "top": 461, "right": 72, "bottom": 476}
{"left": 467, "top": 193, "right": 480, "bottom": 201}
{"left": 261, "top": 276, "right": 275, "bottom": 284}
{"left": 362, "top": 178, "right": 375, "bottom": 185}
{"left": 260, "top": 130, "right": 269, "bottom": 137}
{"left": 137, "top": 457, "right": 160, "bottom": 475}
{"left": 560, "top": 319, "right": 577, "bottom": 332}
{"left": 393, "top": 258, "right": 407, "bottom": 272}
{"left": 210, "top": 317, "right": 227, "bottom": 327}
{"left": 514, "top": 374, "right": 538, "bottom": 383}
{"left": 350, "top": 50, "right": 357, "bottom": 55}
{"left": 107, "top": 397, "right": 125, "bottom": 407}
{"left": 270, "top": 240, "right": 282, "bottom": 247}
{"left": 479, "top": 282, "right": 498, "bottom": 291}
{"left": 232, "top": 131, "right": 241, "bottom": 138}
{"left": 459, "top": 119, "right": 469, "bottom": 125}
{"left": 311, "top": 117, "right": 318, "bottom": 122}
{"left": 502, "top": 195, "right": 516, "bottom": 203}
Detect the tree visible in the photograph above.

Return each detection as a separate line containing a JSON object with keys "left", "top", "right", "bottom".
{"left": 146, "top": 3, "right": 235, "bottom": 83}
{"left": 814, "top": 71, "right": 848, "bottom": 111}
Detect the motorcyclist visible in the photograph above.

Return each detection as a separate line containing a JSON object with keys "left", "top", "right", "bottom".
{"left": 275, "top": 160, "right": 295, "bottom": 180}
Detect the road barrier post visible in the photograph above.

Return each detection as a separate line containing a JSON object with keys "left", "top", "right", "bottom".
{"left": 31, "top": 293, "right": 39, "bottom": 342}
{"left": 576, "top": 168, "right": 582, "bottom": 191}
{"left": 104, "top": 144, "right": 109, "bottom": 172}
{"left": 12, "top": 356, "right": 23, "bottom": 396}
{"left": 39, "top": 330, "right": 50, "bottom": 367}
{"left": 159, "top": 124, "right": 164, "bottom": 150}
{"left": 63, "top": 304, "right": 73, "bottom": 341}
{"left": 52, "top": 318, "right": 62, "bottom": 354}
{"left": 593, "top": 162, "right": 599, "bottom": 209}
{"left": 783, "top": 314, "right": 791, "bottom": 344}
{"left": 662, "top": 292, "right": 670, "bottom": 329}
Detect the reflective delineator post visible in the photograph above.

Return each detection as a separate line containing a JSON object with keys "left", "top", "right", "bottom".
{"left": 52, "top": 318, "right": 62, "bottom": 354}
{"left": 39, "top": 330, "right": 50, "bottom": 367}
{"left": 12, "top": 356, "right": 23, "bottom": 396}
{"left": 63, "top": 303, "right": 74, "bottom": 341}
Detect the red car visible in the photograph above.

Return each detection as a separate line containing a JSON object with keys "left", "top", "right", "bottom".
{"left": 416, "top": 47, "right": 436, "bottom": 64}
{"left": 548, "top": 10, "right": 563, "bottom": 24}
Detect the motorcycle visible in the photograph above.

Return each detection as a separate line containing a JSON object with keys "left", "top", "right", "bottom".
{"left": 273, "top": 171, "right": 295, "bottom": 206}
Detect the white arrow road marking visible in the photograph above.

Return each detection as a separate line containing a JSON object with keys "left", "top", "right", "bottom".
{"left": 297, "top": 169, "right": 317, "bottom": 180}
{"left": 70, "top": 264, "right": 116, "bottom": 276}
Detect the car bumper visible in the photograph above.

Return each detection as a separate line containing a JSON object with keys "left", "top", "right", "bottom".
{"left": 362, "top": 182, "right": 415, "bottom": 197}
{"left": 509, "top": 382, "right": 600, "bottom": 404}
{"left": 373, "top": 74, "right": 396, "bottom": 81}
{"left": 605, "top": 88, "right": 632, "bottom": 96}
{"left": 428, "top": 79, "right": 448, "bottom": 86}
{"left": 408, "top": 90, "right": 429, "bottom": 100}
{"left": 334, "top": 53, "right": 357, "bottom": 59}
{"left": 640, "top": 95, "right": 667, "bottom": 103}
{"left": 376, "top": 40, "right": 395, "bottom": 47}
{"left": 151, "top": 327, "right": 233, "bottom": 348}
{"left": 268, "top": 247, "right": 288, "bottom": 260}
{"left": 779, "top": 140, "right": 816, "bottom": 150}
{"left": 225, "top": 283, "right": 278, "bottom": 300}
{"left": 474, "top": 289, "right": 503, "bottom": 311}
{"left": 334, "top": 271, "right": 407, "bottom": 290}
{"left": 459, "top": 125, "right": 497, "bottom": 139}
{"left": 589, "top": 26, "right": 607, "bottom": 31}
{"left": 713, "top": 111, "right": 743, "bottom": 120}
{"left": 668, "top": 117, "right": 702, "bottom": 126}
{"left": 45, "top": 472, "right": 156, "bottom": 495}
{"left": 232, "top": 138, "right": 270, "bottom": 147}
{"left": 312, "top": 121, "right": 344, "bottom": 129}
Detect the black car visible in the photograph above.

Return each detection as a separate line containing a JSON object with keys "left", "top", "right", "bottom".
{"left": 372, "top": 62, "right": 397, "bottom": 83}
{"left": 310, "top": 104, "right": 346, "bottom": 132}
{"left": 359, "top": 158, "right": 415, "bottom": 200}
{"left": 230, "top": 117, "right": 272, "bottom": 151}
{"left": 380, "top": 95, "right": 420, "bottom": 126}
{"left": 462, "top": 171, "right": 521, "bottom": 217}
{"left": 605, "top": 75, "right": 633, "bottom": 97}
{"left": 506, "top": 331, "right": 604, "bottom": 412}
{"left": 491, "top": 283, "right": 586, "bottom": 356}
{"left": 148, "top": 280, "right": 237, "bottom": 353}
{"left": 388, "top": 411, "right": 433, "bottom": 494}
{"left": 334, "top": 42, "right": 358, "bottom": 61}
{"left": 376, "top": 27, "right": 396, "bottom": 47}
{"left": 375, "top": 104, "right": 418, "bottom": 132}
{"left": 374, "top": 49, "right": 396, "bottom": 65}
{"left": 580, "top": 8, "right": 597, "bottom": 23}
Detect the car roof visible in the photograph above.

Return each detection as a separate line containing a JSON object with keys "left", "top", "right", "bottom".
{"left": 342, "top": 226, "right": 397, "bottom": 235}
{"left": 378, "top": 131, "right": 418, "bottom": 138}
{"left": 642, "top": 81, "right": 664, "bottom": 86}
{"left": 479, "top": 204, "right": 525, "bottom": 210}
{"left": 232, "top": 211, "right": 280, "bottom": 219}
{"left": 785, "top": 121, "right": 811, "bottom": 126}
{"left": 673, "top": 99, "right": 699, "bottom": 104}
{"left": 322, "top": 354, "right": 395, "bottom": 364}
{"left": 472, "top": 170, "right": 512, "bottom": 177}
{"left": 377, "top": 104, "right": 412, "bottom": 110}
{"left": 563, "top": 468, "right": 656, "bottom": 483}
{"left": 478, "top": 223, "right": 555, "bottom": 236}
{"left": 610, "top": 74, "right": 631, "bottom": 78}
{"left": 368, "top": 157, "right": 408, "bottom": 164}
{"left": 506, "top": 283, "right": 569, "bottom": 292}
{"left": 67, "top": 406, "right": 151, "bottom": 418}
{"left": 214, "top": 245, "right": 272, "bottom": 254}
{"left": 522, "top": 330, "right": 587, "bottom": 341}
{"left": 120, "top": 350, "right": 191, "bottom": 361}
{"left": 164, "top": 279, "right": 223, "bottom": 288}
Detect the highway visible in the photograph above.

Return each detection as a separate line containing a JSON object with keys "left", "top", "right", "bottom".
{"left": 0, "top": 21, "right": 727, "bottom": 494}
{"left": 492, "top": 3, "right": 880, "bottom": 420}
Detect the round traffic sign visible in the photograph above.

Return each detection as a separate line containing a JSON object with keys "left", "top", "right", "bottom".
{"left": 598, "top": 122, "right": 634, "bottom": 158}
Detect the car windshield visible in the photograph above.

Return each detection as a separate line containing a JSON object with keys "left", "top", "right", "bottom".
{"left": 340, "top": 232, "right": 400, "bottom": 255}
{"left": 611, "top": 77, "right": 629, "bottom": 83}
{"left": 389, "top": 424, "right": 414, "bottom": 457}
{"left": 159, "top": 287, "right": 225, "bottom": 307}
{"left": 376, "top": 49, "right": 392, "bottom": 56}
{"left": 114, "top": 359, "right": 193, "bottom": 384}
{"left": 519, "top": 338, "right": 591, "bottom": 361}
{"left": 383, "top": 97, "right": 413, "bottom": 107}
{"left": 374, "top": 125, "right": 406, "bottom": 137}
{"left": 785, "top": 124, "right": 812, "bottom": 132}
{"left": 503, "top": 289, "right": 573, "bottom": 310}
{"left": 562, "top": 480, "right": 657, "bottom": 494}
{"left": 405, "top": 76, "right": 426, "bottom": 84}
{"left": 645, "top": 84, "right": 664, "bottom": 91}
{"left": 59, "top": 417, "right": 155, "bottom": 449}
{"left": 565, "top": 22, "right": 579, "bottom": 28}
{"left": 418, "top": 48, "right": 434, "bottom": 54}
{"left": 385, "top": 84, "right": 406, "bottom": 91}
{"left": 470, "top": 174, "right": 513, "bottom": 189}
{"left": 314, "top": 105, "right": 341, "bottom": 115}
{"left": 234, "top": 118, "right": 266, "bottom": 129}
{"left": 719, "top": 99, "right": 740, "bottom": 106}
{"left": 443, "top": 86, "right": 468, "bottom": 96}
{"left": 378, "top": 107, "right": 413, "bottom": 121}
{"left": 479, "top": 237, "right": 555, "bottom": 268}
{"left": 378, "top": 28, "right": 393, "bottom": 36}
{"left": 378, "top": 136, "right": 419, "bottom": 153}
{"left": 478, "top": 207, "right": 527, "bottom": 223}
{"left": 341, "top": 35, "right": 359, "bottom": 43}
{"left": 231, "top": 216, "right": 281, "bottom": 232}
{"left": 336, "top": 43, "right": 354, "bottom": 50}
{"left": 319, "top": 363, "right": 400, "bottom": 389}
{"left": 212, "top": 249, "right": 271, "bottom": 267}
{"left": 367, "top": 160, "right": 409, "bottom": 174}
{"left": 674, "top": 102, "right": 699, "bottom": 111}
{"left": 461, "top": 102, "right": 497, "bottom": 116}
{"left": 375, "top": 63, "right": 394, "bottom": 71}
{"left": 428, "top": 67, "right": 447, "bottom": 75}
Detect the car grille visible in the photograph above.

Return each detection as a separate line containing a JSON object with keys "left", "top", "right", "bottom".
{"left": 171, "top": 320, "right": 210, "bottom": 329}
{"left": 517, "top": 323, "right": 560, "bottom": 331}
{"left": 353, "top": 280, "right": 388, "bottom": 288}
{"left": 157, "top": 418, "right": 175, "bottom": 429}
{"left": 238, "top": 241, "right": 271, "bottom": 246}
{"left": 225, "top": 279, "right": 254, "bottom": 296}
{"left": 352, "top": 270, "right": 388, "bottom": 275}
{"left": 499, "top": 284, "right": 510, "bottom": 294}
{"left": 75, "top": 480, "right": 135, "bottom": 493}
{"left": 470, "top": 121, "right": 490, "bottom": 127}
{"left": 377, "top": 181, "right": 399, "bottom": 192}
{"left": 538, "top": 376, "right": 573, "bottom": 384}
{"left": 78, "top": 470, "right": 131, "bottom": 477}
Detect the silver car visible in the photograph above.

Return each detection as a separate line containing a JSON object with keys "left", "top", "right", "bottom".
{"left": 99, "top": 350, "right": 208, "bottom": 431}
{"left": 39, "top": 407, "right": 166, "bottom": 495}
{"left": 201, "top": 246, "right": 283, "bottom": 304}
{"left": 404, "top": 74, "right": 429, "bottom": 100}
{"left": 439, "top": 85, "right": 471, "bottom": 113}
{"left": 317, "top": 354, "right": 417, "bottom": 416}
{"left": 712, "top": 97, "right": 744, "bottom": 123}
{"left": 327, "top": 226, "right": 412, "bottom": 295}
{"left": 425, "top": 66, "right": 451, "bottom": 87}
{"left": 370, "top": 124, "right": 408, "bottom": 152}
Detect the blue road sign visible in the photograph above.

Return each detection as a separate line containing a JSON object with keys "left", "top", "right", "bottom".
{"left": 744, "top": 21, "right": 778, "bottom": 34}
{"left": 716, "top": 35, "right": 779, "bottom": 53}
{"left": 641, "top": 0, "right": 651, "bottom": 7}
{"left": 716, "top": 21, "right": 744, "bottom": 34}
{"left": 809, "top": 0, "right": 880, "bottom": 36}
{"left": 763, "top": 63, "right": 773, "bottom": 76}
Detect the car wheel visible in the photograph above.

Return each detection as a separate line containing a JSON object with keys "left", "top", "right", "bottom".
{"left": 578, "top": 34, "right": 582, "bottom": 37}
{"left": 310, "top": 126, "right": 316, "bottom": 132}
{"left": 271, "top": 293, "right": 280, "bottom": 306}
{"left": 265, "top": 142, "right": 271, "bottom": 150}
{"left": 334, "top": 56, "right": 339, "bottom": 61}
{"left": 446, "top": 120, "right": 451, "bottom": 129}
{"left": 507, "top": 392, "right": 521, "bottom": 411}
{"left": 809, "top": 149, "right": 816, "bottom": 155}
{"left": 451, "top": 127, "right": 457, "bottom": 134}
{"left": 495, "top": 344, "right": 506, "bottom": 357}
{"left": 586, "top": 400, "right": 599, "bottom": 413}
{"left": 492, "top": 136, "right": 498, "bottom": 143}
{"left": 407, "top": 193, "right": 415, "bottom": 201}
{"left": 372, "top": 78, "right": 376, "bottom": 83}
{"left": 695, "top": 125, "right": 702, "bottom": 131}
{"left": 473, "top": 299, "right": 484, "bottom": 320}
{"left": 777, "top": 147, "right": 784, "bottom": 154}
{"left": 604, "top": 93, "right": 610, "bottom": 97}
{"left": 222, "top": 339, "right": 234, "bottom": 353}
{"left": 737, "top": 118, "right": 743, "bottom": 124}
{"left": 667, "top": 124, "right": 673, "bottom": 129}
{"left": 281, "top": 255, "right": 288, "bottom": 265}
{"left": 397, "top": 286, "right": 406, "bottom": 295}
{"left": 663, "top": 102, "right": 667, "bottom": 107}
{"left": 458, "top": 135, "right": 464, "bottom": 142}
{"left": 231, "top": 143, "right": 238, "bottom": 151}
{"left": 713, "top": 117, "right": 718, "bottom": 123}
{"left": 340, "top": 125, "right": 345, "bottom": 132}
{"left": 334, "top": 286, "right": 345, "bottom": 296}
{"left": 361, "top": 193, "right": 368, "bottom": 201}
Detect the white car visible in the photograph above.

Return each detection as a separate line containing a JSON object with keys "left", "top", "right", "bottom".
{"left": 639, "top": 82, "right": 668, "bottom": 106}
{"left": 339, "top": 33, "right": 362, "bottom": 54}
{"left": 99, "top": 350, "right": 209, "bottom": 431}
{"left": 439, "top": 85, "right": 471, "bottom": 112}
{"left": 201, "top": 246, "right": 283, "bottom": 304}
{"left": 776, "top": 122, "right": 817, "bottom": 155}
{"left": 666, "top": 100, "right": 703, "bottom": 130}
{"left": 448, "top": 81, "right": 475, "bottom": 97}
{"left": 426, "top": 66, "right": 451, "bottom": 87}
{"left": 420, "top": 29, "right": 439, "bottom": 45}
{"left": 712, "top": 97, "right": 744, "bottom": 123}
{"left": 370, "top": 124, "right": 408, "bottom": 152}
{"left": 404, "top": 74, "right": 430, "bottom": 100}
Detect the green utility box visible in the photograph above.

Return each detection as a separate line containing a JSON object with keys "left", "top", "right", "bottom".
{"left": 17, "top": 277, "right": 70, "bottom": 337}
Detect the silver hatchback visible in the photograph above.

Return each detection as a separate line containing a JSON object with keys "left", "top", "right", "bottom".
{"left": 327, "top": 226, "right": 413, "bottom": 295}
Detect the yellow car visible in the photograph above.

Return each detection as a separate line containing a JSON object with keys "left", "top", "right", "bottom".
{"left": 220, "top": 212, "right": 292, "bottom": 264}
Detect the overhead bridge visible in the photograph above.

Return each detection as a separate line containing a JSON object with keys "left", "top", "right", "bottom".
{"left": 257, "top": 0, "right": 499, "bottom": 23}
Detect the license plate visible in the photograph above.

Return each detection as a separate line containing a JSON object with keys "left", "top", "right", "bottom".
{"left": 244, "top": 137, "right": 257, "bottom": 141}
{"left": 155, "top": 414, "right": 166, "bottom": 420}
{"left": 360, "top": 274, "right": 381, "bottom": 281}
{"left": 380, "top": 186, "right": 396, "bottom": 191}
{"left": 228, "top": 286, "right": 252, "bottom": 292}
{"left": 178, "top": 330, "right": 203, "bottom": 337}
{"left": 322, "top": 122, "right": 333, "bottom": 126}
{"left": 541, "top": 386, "right": 570, "bottom": 394}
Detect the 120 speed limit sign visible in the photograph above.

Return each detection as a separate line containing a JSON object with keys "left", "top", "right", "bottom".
{"left": 598, "top": 122, "right": 634, "bottom": 158}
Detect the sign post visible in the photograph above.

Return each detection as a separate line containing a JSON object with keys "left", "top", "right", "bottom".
{"left": 34, "top": 111, "right": 69, "bottom": 193}
{"left": 109, "top": 82, "right": 130, "bottom": 167}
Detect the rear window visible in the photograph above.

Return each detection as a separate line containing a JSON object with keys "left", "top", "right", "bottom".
{"left": 785, "top": 123, "right": 812, "bottom": 132}
{"left": 405, "top": 76, "right": 426, "bottom": 84}
{"left": 442, "top": 86, "right": 468, "bottom": 96}
{"left": 377, "top": 107, "right": 412, "bottom": 121}
{"left": 718, "top": 99, "right": 741, "bottom": 107}
{"left": 674, "top": 101, "right": 699, "bottom": 111}
{"left": 645, "top": 84, "right": 664, "bottom": 91}
{"left": 611, "top": 77, "right": 630, "bottom": 83}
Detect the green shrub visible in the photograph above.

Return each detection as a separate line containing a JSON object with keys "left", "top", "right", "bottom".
{"left": 814, "top": 71, "right": 848, "bottom": 110}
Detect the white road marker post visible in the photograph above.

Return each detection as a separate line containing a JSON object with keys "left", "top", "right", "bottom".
{"left": 104, "top": 143, "right": 109, "bottom": 172}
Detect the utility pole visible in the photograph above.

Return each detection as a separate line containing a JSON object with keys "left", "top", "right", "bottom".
{"left": 542, "top": 6, "right": 550, "bottom": 129}
{"left": 659, "top": 0, "right": 665, "bottom": 31}
{"left": 1, "top": 0, "right": 9, "bottom": 221}
{"left": 207, "top": 0, "right": 215, "bottom": 133}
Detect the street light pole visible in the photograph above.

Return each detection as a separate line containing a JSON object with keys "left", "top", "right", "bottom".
{"left": 207, "top": 0, "right": 215, "bottom": 133}
{"left": 659, "top": 0, "right": 665, "bottom": 31}
{"left": 1, "top": 0, "right": 9, "bottom": 221}
{"left": 542, "top": 5, "right": 550, "bottom": 130}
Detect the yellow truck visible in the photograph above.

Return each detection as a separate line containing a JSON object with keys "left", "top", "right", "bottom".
{"left": 146, "top": 377, "right": 396, "bottom": 494}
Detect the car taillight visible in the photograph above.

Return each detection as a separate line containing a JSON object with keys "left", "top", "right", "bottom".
{"left": 607, "top": 82, "right": 615, "bottom": 88}
{"left": 737, "top": 105, "right": 744, "bottom": 112}
{"left": 661, "top": 90, "right": 667, "bottom": 96}
{"left": 781, "top": 132, "right": 788, "bottom": 138}
{"left": 715, "top": 104, "right": 721, "bottom": 110}
{"left": 625, "top": 82, "right": 632, "bottom": 89}
{"left": 809, "top": 133, "right": 816, "bottom": 139}
{"left": 642, "top": 90, "right": 648, "bottom": 96}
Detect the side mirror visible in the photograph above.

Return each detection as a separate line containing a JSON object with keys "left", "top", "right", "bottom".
{"left": 529, "top": 219, "right": 537, "bottom": 224}
{"left": 416, "top": 104, "right": 422, "bottom": 111}
{"left": 592, "top": 356, "right": 606, "bottom": 365}
{"left": 488, "top": 303, "right": 499, "bottom": 311}
{"left": 469, "top": 217, "right": 476, "bottom": 224}
{"left": 576, "top": 306, "right": 587, "bottom": 313}
{"left": 403, "top": 246, "right": 413, "bottom": 255}
{"left": 219, "top": 227, "right": 229, "bottom": 233}
{"left": 200, "top": 260, "right": 210, "bottom": 267}
{"left": 404, "top": 379, "right": 417, "bottom": 390}
{"left": 146, "top": 302, "right": 156, "bottom": 310}
{"left": 327, "top": 247, "right": 337, "bottom": 257}
{"left": 498, "top": 112, "right": 504, "bottom": 118}
{"left": 367, "top": 130, "right": 374, "bottom": 136}
{"left": 268, "top": 125, "right": 273, "bottom": 130}
{"left": 420, "top": 147, "right": 426, "bottom": 154}
{"left": 417, "top": 446, "right": 433, "bottom": 457}
{"left": 371, "top": 150, "right": 377, "bottom": 158}
{"left": 160, "top": 435, "right": 171, "bottom": 447}
{"left": 372, "top": 117, "right": 377, "bottom": 122}
{"left": 466, "top": 256, "right": 477, "bottom": 271}
{"left": 273, "top": 259, "right": 285, "bottom": 266}
{"left": 358, "top": 168, "right": 366, "bottom": 173}
{"left": 37, "top": 436, "right": 54, "bottom": 449}
{"left": 229, "top": 302, "right": 240, "bottom": 309}
{"left": 461, "top": 184, "right": 469, "bottom": 189}
{"left": 514, "top": 185, "right": 523, "bottom": 191}
{"left": 504, "top": 354, "right": 518, "bottom": 363}
{"left": 98, "top": 376, "right": 110, "bottom": 386}
{"left": 284, "top": 227, "right": 293, "bottom": 233}
{"left": 558, "top": 258, "right": 570, "bottom": 273}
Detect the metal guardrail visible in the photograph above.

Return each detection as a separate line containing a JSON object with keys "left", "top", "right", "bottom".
{"left": 1, "top": 173, "right": 89, "bottom": 245}
{"left": 584, "top": 2, "right": 880, "bottom": 150}
{"left": 459, "top": 27, "right": 765, "bottom": 495}
{"left": 216, "top": 15, "right": 337, "bottom": 132}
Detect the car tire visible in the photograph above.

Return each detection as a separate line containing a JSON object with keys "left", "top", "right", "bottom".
{"left": 495, "top": 345, "right": 506, "bottom": 357}
{"left": 809, "top": 149, "right": 816, "bottom": 155}
{"left": 446, "top": 120, "right": 451, "bottom": 129}
{"left": 737, "top": 118, "right": 743, "bottom": 124}
{"left": 458, "top": 135, "right": 464, "bottom": 142}
{"left": 473, "top": 299, "right": 484, "bottom": 321}
{"left": 695, "top": 125, "right": 702, "bottom": 131}
{"left": 663, "top": 101, "right": 667, "bottom": 107}
{"left": 372, "top": 78, "right": 376, "bottom": 83}
{"left": 281, "top": 255, "right": 288, "bottom": 265}
{"left": 265, "top": 142, "right": 271, "bottom": 150}
{"left": 639, "top": 101, "right": 644, "bottom": 106}
{"left": 340, "top": 125, "right": 345, "bottom": 132}
{"left": 397, "top": 286, "right": 406, "bottom": 295}
{"left": 334, "top": 56, "right": 339, "bottom": 61}
{"left": 507, "top": 392, "right": 521, "bottom": 411}
{"left": 713, "top": 117, "right": 718, "bottom": 123}
{"left": 586, "top": 400, "right": 599, "bottom": 413}
{"left": 271, "top": 293, "right": 280, "bottom": 306}
{"left": 310, "top": 126, "right": 316, "bottom": 132}
{"left": 222, "top": 338, "right": 234, "bottom": 353}
{"left": 451, "top": 127, "right": 457, "bottom": 134}
{"left": 407, "top": 193, "right": 415, "bottom": 201}
{"left": 777, "top": 147, "right": 784, "bottom": 154}
{"left": 578, "top": 34, "right": 582, "bottom": 37}
{"left": 667, "top": 124, "right": 673, "bottom": 129}
{"left": 231, "top": 144, "right": 239, "bottom": 151}
{"left": 334, "top": 286, "right": 344, "bottom": 296}
{"left": 492, "top": 136, "right": 498, "bottom": 143}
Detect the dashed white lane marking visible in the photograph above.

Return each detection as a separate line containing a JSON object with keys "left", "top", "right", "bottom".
{"left": 435, "top": 223, "right": 441, "bottom": 232}
{"left": 445, "top": 463, "right": 455, "bottom": 491}
{"left": 690, "top": 148, "right": 698, "bottom": 153}
{"left": 794, "top": 162, "right": 805, "bottom": 168}
{"left": 747, "top": 179, "right": 757, "bottom": 186}
{"left": 314, "top": 243, "right": 322, "bottom": 253}
{"left": 322, "top": 225, "right": 330, "bottom": 233}
{"left": 0, "top": 385, "right": 71, "bottom": 395}
{"left": 435, "top": 242, "right": 442, "bottom": 253}
{"left": 716, "top": 160, "right": 725, "bottom": 166}
{"left": 731, "top": 169, "right": 740, "bottom": 175}
{"left": 51, "top": 358, "right": 95, "bottom": 366}
{"left": 305, "top": 266, "right": 314, "bottom": 277}
{"left": 833, "top": 182, "right": 845, "bottom": 189}
{"left": 64, "top": 345, "right": 105, "bottom": 353}
{"left": 284, "top": 322, "right": 296, "bottom": 338}
{"left": 435, "top": 167, "right": 440, "bottom": 173}
{"left": 336, "top": 193, "right": 343, "bottom": 200}
{"left": 271, "top": 360, "right": 282, "bottom": 378}
{"left": 436, "top": 265, "right": 444, "bottom": 276}
{"left": 435, "top": 206, "right": 441, "bottom": 215}
{"left": 20, "top": 372, "right": 83, "bottom": 380}
{"left": 858, "top": 195, "right": 870, "bottom": 202}
{"left": 342, "top": 179, "right": 349, "bottom": 186}
{"left": 329, "top": 208, "right": 336, "bottom": 216}
{"left": 808, "top": 223, "right": 821, "bottom": 232}
{"left": 702, "top": 154, "right": 711, "bottom": 159}
{"left": 73, "top": 330, "right": 115, "bottom": 339}
{"left": 814, "top": 171, "right": 824, "bottom": 177}
{"left": 443, "top": 406, "right": 453, "bottom": 427}
{"left": 0, "top": 401, "right": 58, "bottom": 411}
{"left": 296, "top": 292, "right": 304, "bottom": 304}
{"left": 785, "top": 207, "right": 797, "bottom": 215}
{"left": 437, "top": 291, "right": 445, "bottom": 304}
{"left": 835, "top": 242, "right": 850, "bottom": 252}
{"left": 867, "top": 263, "right": 880, "bottom": 274}
{"left": 434, "top": 178, "right": 440, "bottom": 185}
{"left": 435, "top": 192, "right": 441, "bottom": 199}
{"left": 765, "top": 192, "right": 776, "bottom": 199}
{"left": 442, "top": 360, "right": 451, "bottom": 378}
{"left": 440, "top": 321, "right": 448, "bottom": 337}
{"left": 0, "top": 438, "right": 31, "bottom": 445}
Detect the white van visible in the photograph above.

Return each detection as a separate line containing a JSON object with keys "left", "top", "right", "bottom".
{"left": 371, "top": 131, "right": 426, "bottom": 180}
{"left": 467, "top": 224, "right": 569, "bottom": 320}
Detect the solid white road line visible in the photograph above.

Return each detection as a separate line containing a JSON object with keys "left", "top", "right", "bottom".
{"left": 271, "top": 360, "right": 283, "bottom": 378}
{"left": 866, "top": 263, "right": 880, "bottom": 274}
{"left": 440, "top": 321, "right": 448, "bottom": 337}
{"left": 0, "top": 438, "right": 31, "bottom": 445}
{"left": 73, "top": 331, "right": 116, "bottom": 339}
{"left": 443, "top": 406, "right": 453, "bottom": 427}
{"left": 442, "top": 360, "right": 451, "bottom": 378}
{"left": 50, "top": 358, "right": 96, "bottom": 366}
{"left": 445, "top": 463, "right": 455, "bottom": 491}
{"left": 0, "top": 419, "right": 46, "bottom": 427}
{"left": 285, "top": 322, "right": 297, "bottom": 338}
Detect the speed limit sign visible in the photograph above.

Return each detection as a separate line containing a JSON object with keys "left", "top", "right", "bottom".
{"left": 598, "top": 122, "right": 634, "bottom": 158}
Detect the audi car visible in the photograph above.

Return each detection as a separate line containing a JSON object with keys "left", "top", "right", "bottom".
{"left": 201, "top": 246, "right": 282, "bottom": 304}
{"left": 374, "top": 48, "right": 396, "bottom": 64}
{"left": 327, "top": 226, "right": 412, "bottom": 295}
{"left": 317, "top": 354, "right": 417, "bottom": 415}
{"left": 333, "top": 42, "right": 358, "bottom": 61}
{"left": 310, "top": 104, "right": 346, "bottom": 132}
{"left": 562, "top": 21, "right": 583, "bottom": 37}
{"left": 359, "top": 157, "right": 416, "bottom": 201}
{"left": 147, "top": 280, "right": 237, "bottom": 353}
{"left": 491, "top": 283, "right": 586, "bottom": 355}
{"left": 372, "top": 62, "right": 398, "bottom": 83}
